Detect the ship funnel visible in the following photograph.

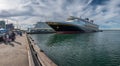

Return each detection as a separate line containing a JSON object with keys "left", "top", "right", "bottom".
{"left": 85, "top": 18, "right": 89, "bottom": 21}
{"left": 90, "top": 20, "right": 94, "bottom": 23}
{"left": 85, "top": 18, "right": 89, "bottom": 20}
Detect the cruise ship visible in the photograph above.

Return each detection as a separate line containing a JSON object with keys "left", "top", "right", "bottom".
{"left": 46, "top": 16, "right": 99, "bottom": 33}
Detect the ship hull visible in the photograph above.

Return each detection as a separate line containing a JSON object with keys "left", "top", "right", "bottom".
{"left": 46, "top": 21, "right": 99, "bottom": 33}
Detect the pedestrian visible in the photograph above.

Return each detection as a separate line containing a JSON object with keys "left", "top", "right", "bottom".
{"left": 19, "top": 31, "right": 22, "bottom": 36}
{"left": 11, "top": 31, "right": 16, "bottom": 41}
{"left": 4, "top": 32, "right": 10, "bottom": 43}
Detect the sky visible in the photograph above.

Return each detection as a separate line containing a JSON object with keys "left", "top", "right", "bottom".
{"left": 0, "top": 0, "right": 120, "bottom": 30}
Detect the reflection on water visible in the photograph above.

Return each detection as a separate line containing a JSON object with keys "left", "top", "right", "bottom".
{"left": 46, "top": 34, "right": 80, "bottom": 46}
{"left": 31, "top": 31, "right": 120, "bottom": 66}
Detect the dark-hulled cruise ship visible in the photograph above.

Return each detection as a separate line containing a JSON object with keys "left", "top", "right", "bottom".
{"left": 46, "top": 16, "right": 99, "bottom": 33}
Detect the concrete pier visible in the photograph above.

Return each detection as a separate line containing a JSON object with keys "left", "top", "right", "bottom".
{"left": 0, "top": 34, "right": 57, "bottom": 66}
{"left": 0, "top": 34, "right": 29, "bottom": 66}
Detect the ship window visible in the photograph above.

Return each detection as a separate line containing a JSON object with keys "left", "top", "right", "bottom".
{"left": 78, "top": 21, "right": 85, "bottom": 25}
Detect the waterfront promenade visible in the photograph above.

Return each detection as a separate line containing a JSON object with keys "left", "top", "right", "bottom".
{"left": 0, "top": 33, "right": 57, "bottom": 66}
{"left": 0, "top": 34, "right": 29, "bottom": 66}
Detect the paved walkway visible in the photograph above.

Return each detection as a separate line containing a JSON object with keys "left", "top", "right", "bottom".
{"left": 0, "top": 34, "right": 29, "bottom": 66}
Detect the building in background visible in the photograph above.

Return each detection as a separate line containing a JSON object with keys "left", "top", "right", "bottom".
{"left": 27, "top": 22, "right": 55, "bottom": 34}
{"left": 6, "top": 23, "right": 14, "bottom": 30}
{"left": 0, "top": 21, "right": 6, "bottom": 28}
{"left": 34, "top": 22, "right": 52, "bottom": 28}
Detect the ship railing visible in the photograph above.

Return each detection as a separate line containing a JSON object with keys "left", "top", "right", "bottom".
{"left": 78, "top": 18, "right": 99, "bottom": 27}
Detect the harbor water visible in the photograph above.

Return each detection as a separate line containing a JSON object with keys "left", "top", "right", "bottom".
{"left": 30, "top": 30, "right": 120, "bottom": 66}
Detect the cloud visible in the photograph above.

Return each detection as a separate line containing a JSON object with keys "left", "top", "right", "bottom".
{"left": 90, "top": 0, "right": 120, "bottom": 29}
{"left": 0, "top": 0, "right": 120, "bottom": 29}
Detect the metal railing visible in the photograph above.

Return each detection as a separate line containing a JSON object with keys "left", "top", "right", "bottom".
{"left": 27, "top": 35, "right": 42, "bottom": 66}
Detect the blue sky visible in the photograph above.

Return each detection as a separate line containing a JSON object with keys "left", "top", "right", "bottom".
{"left": 0, "top": 0, "right": 120, "bottom": 29}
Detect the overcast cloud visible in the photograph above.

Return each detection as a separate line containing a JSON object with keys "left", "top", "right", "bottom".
{"left": 0, "top": 0, "right": 120, "bottom": 29}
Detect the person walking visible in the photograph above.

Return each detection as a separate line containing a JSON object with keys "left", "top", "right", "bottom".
{"left": 11, "top": 31, "right": 16, "bottom": 41}
{"left": 4, "top": 32, "right": 10, "bottom": 43}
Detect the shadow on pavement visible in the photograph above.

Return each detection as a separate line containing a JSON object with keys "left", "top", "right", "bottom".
{"left": 13, "top": 41, "right": 22, "bottom": 45}
{"left": 0, "top": 41, "right": 21, "bottom": 47}
{"left": 9, "top": 42, "right": 15, "bottom": 47}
